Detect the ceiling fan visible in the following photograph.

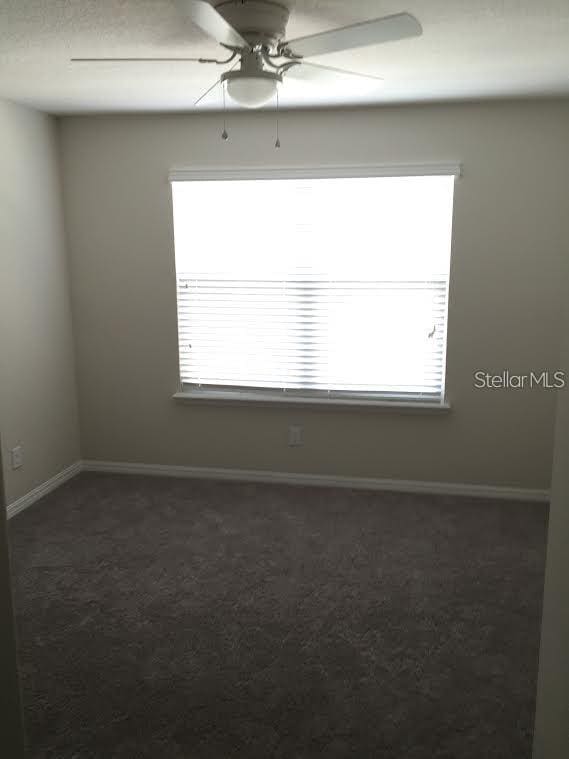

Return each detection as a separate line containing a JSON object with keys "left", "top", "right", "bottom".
{"left": 71, "top": 0, "right": 422, "bottom": 109}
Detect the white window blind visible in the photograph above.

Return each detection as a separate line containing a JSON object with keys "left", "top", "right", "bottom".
{"left": 171, "top": 171, "right": 456, "bottom": 404}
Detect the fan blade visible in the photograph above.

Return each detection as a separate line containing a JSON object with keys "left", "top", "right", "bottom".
{"left": 71, "top": 58, "right": 205, "bottom": 62}
{"left": 283, "top": 12, "right": 422, "bottom": 58}
{"left": 285, "top": 61, "right": 383, "bottom": 87}
{"left": 182, "top": 0, "right": 248, "bottom": 48}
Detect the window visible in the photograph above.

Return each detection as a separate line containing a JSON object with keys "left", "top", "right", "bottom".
{"left": 171, "top": 167, "right": 456, "bottom": 406}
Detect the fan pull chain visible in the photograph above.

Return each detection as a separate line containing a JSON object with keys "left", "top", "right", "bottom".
{"left": 275, "top": 84, "right": 281, "bottom": 149}
{"left": 221, "top": 81, "right": 229, "bottom": 141}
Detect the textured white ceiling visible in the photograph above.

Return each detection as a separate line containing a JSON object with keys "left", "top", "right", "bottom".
{"left": 0, "top": 0, "right": 568, "bottom": 113}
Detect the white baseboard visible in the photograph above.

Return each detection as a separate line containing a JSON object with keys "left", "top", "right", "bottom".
{"left": 6, "top": 461, "right": 83, "bottom": 520}
{"left": 82, "top": 459, "right": 550, "bottom": 503}
{"left": 6, "top": 459, "right": 549, "bottom": 520}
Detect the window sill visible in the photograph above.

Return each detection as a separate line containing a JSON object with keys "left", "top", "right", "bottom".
{"left": 172, "top": 391, "right": 451, "bottom": 413}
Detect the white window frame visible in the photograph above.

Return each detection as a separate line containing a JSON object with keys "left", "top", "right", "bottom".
{"left": 170, "top": 163, "right": 461, "bottom": 411}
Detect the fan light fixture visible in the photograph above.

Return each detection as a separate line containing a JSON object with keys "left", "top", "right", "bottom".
{"left": 226, "top": 75, "right": 276, "bottom": 108}
{"left": 222, "top": 62, "right": 282, "bottom": 109}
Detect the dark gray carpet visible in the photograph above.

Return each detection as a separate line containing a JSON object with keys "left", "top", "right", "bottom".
{"left": 8, "top": 472, "right": 547, "bottom": 759}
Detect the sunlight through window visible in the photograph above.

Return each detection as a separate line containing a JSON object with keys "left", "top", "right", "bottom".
{"left": 171, "top": 173, "right": 455, "bottom": 403}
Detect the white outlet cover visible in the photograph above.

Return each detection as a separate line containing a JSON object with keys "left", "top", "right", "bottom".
{"left": 288, "top": 426, "right": 303, "bottom": 447}
{"left": 11, "top": 445, "right": 23, "bottom": 470}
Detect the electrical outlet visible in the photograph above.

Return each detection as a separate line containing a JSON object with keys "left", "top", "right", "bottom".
{"left": 11, "top": 445, "right": 24, "bottom": 470}
{"left": 288, "top": 425, "right": 303, "bottom": 447}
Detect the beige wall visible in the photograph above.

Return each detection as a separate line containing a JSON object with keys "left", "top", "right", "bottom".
{"left": 60, "top": 100, "right": 569, "bottom": 489}
{"left": 0, "top": 100, "right": 80, "bottom": 504}
{"left": 533, "top": 277, "right": 569, "bottom": 757}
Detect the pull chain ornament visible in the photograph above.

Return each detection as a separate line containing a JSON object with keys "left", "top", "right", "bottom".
{"left": 275, "top": 84, "right": 281, "bottom": 149}
{"left": 221, "top": 81, "right": 229, "bottom": 141}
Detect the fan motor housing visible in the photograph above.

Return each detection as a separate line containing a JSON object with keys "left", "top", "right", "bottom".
{"left": 215, "top": 1, "right": 290, "bottom": 47}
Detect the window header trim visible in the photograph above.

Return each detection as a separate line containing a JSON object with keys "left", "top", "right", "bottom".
{"left": 168, "top": 163, "right": 462, "bottom": 183}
